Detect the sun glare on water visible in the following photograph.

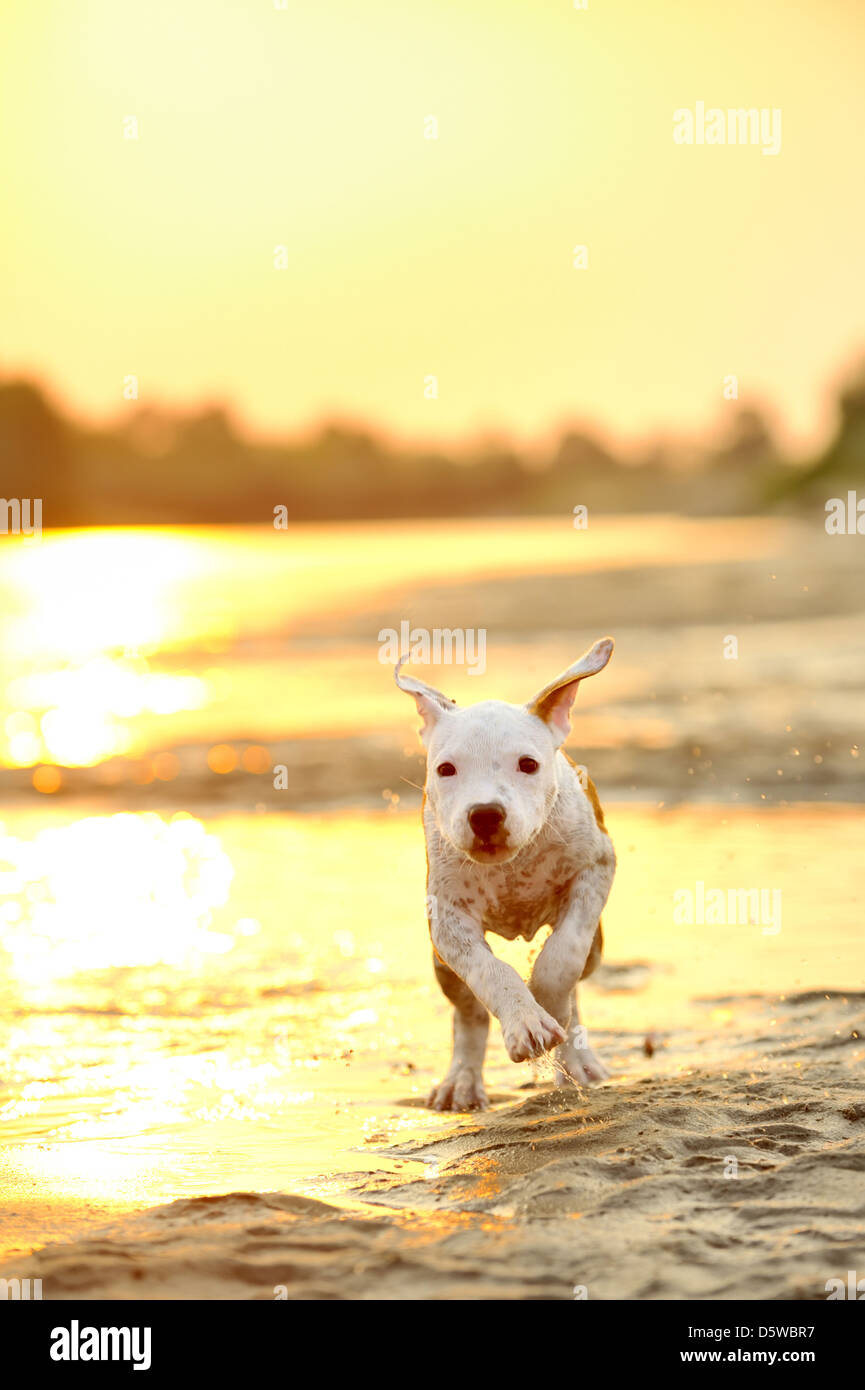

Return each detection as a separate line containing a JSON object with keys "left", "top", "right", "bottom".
{"left": 0, "top": 812, "right": 235, "bottom": 994}
{"left": 0, "top": 529, "right": 219, "bottom": 770}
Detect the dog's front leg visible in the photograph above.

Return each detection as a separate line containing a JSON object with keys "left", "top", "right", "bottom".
{"left": 428, "top": 954, "right": 489, "bottom": 1111}
{"left": 430, "top": 903, "right": 565, "bottom": 1066}
{"left": 528, "top": 857, "right": 614, "bottom": 1086}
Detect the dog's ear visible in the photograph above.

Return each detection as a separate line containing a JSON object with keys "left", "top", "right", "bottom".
{"left": 527, "top": 637, "right": 614, "bottom": 745}
{"left": 394, "top": 657, "right": 456, "bottom": 744}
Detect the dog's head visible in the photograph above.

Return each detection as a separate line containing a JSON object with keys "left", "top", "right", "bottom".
{"left": 395, "top": 637, "right": 614, "bottom": 864}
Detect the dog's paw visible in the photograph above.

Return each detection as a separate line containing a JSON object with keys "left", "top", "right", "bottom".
{"left": 501, "top": 1005, "right": 566, "bottom": 1063}
{"left": 554, "top": 1044, "right": 610, "bottom": 1087}
{"left": 427, "top": 1067, "right": 488, "bottom": 1112}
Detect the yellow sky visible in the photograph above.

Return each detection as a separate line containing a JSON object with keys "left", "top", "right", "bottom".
{"left": 1, "top": 0, "right": 864, "bottom": 455}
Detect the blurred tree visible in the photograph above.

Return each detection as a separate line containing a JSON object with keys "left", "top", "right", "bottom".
{"left": 767, "top": 362, "right": 865, "bottom": 508}
{"left": 694, "top": 408, "right": 778, "bottom": 514}
{"left": 0, "top": 380, "right": 78, "bottom": 523}
{"left": 0, "top": 366, "right": 860, "bottom": 525}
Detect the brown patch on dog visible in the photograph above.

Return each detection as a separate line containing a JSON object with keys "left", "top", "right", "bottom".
{"left": 580, "top": 920, "right": 603, "bottom": 979}
{"left": 563, "top": 752, "right": 608, "bottom": 832}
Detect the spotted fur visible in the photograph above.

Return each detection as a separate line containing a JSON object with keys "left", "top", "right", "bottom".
{"left": 396, "top": 637, "right": 616, "bottom": 1110}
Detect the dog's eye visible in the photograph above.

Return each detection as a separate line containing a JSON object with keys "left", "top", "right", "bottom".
{"left": 518, "top": 756, "right": 539, "bottom": 775}
{"left": 436, "top": 762, "right": 457, "bottom": 777}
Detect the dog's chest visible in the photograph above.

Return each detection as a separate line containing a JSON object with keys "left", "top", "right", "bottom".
{"left": 471, "top": 847, "right": 578, "bottom": 941}
{"left": 482, "top": 889, "right": 565, "bottom": 941}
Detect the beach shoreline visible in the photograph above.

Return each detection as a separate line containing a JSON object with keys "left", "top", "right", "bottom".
{"left": 3, "top": 987, "right": 863, "bottom": 1300}
{"left": 2, "top": 802, "right": 862, "bottom": 1300}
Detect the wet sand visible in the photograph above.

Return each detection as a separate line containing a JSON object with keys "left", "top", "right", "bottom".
{"left": 2, "top": 516, "right": 863, "bottom": 809}
{"left": 1, "top": 804, "right": 862, "bottom": 1300}
{"left": 0, "top": 517, "right": 862, "bottom": 1297}
{"left": 3, "top": 993, "right": 863, "bottom": 1301}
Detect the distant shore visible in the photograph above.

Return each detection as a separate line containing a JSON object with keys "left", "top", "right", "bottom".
{"left": 0, "top": 727, "right": 861, "bottom": 812}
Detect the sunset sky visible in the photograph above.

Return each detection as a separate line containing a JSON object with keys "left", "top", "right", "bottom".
{"left": 1, "top": 0, "right": 864, "bottom": 455}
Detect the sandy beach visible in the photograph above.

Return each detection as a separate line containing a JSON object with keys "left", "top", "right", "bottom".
{"left": 2, "top": 803, "right": 862, "bottom": 1300}
{"left": 0, "top": 517, "right": 862, "bottom": 1301}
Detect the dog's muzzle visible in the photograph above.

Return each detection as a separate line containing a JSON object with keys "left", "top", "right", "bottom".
{"left": 467, "top": 802, "right": 509, "bottom": 857}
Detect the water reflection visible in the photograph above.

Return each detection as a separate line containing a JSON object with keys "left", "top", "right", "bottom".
{"left": 0, "top": 809, "right": 466, "bottom": 1240}
{"left": 0, "top": 528, "right": 218, "bottom": 769}
{"left": 0, "top": 804, "right": 861, "bottom": 1256}
{"left": 4, "top": 658, "right": 206, "bottom": 767}
{"left": 0, "top": 812, "right": 234, "bottom": 990}
{"left": 0, "top": 516, "right": 805, "bottom": 772}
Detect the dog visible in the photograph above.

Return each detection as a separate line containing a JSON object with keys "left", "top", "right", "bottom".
{"left": 395, "top": 637, "right": 616, "bottom": 1111}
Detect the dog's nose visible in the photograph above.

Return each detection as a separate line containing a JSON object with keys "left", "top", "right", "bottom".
{"left": 468, "top": 803, "right": 507, "bottom": 839}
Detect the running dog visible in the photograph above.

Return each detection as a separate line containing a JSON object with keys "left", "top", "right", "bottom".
{"left": 395, "top": 637, "right": 616, "bottom": 1110}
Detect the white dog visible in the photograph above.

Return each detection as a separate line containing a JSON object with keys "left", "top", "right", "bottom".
{"left": 396, "top": 637, "right": 616, "bottom": 1111}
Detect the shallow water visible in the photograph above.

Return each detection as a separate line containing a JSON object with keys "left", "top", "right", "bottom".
{"left": 0, "top": 515, "right": 862, "bottom": 1262}
{"left": 1, "top": 515, "right": 860, "bottom": 759}
{"left": 1, "top": 515, "right": 862, "bottom": 812}
{"left": 1, "top": 801, "right": 861, "bottom": 1261}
